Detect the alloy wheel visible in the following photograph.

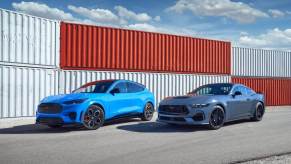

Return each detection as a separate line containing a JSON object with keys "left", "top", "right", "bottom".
{"left": 209, "top": 107, "right": 225, "bottom": 130}
{"left": 83, "top": 105, "right": 104, "bottom": 130}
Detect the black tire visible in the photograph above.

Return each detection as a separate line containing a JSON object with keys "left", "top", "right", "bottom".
{"left": 48, "top": 124, "right": 62, "bottom": 128}
{"left": 251, "top": 102, "right": 265, "bottom": 121}
{"left": 141, "top": 103, "right": 154, "bottom": 121}
{"left": 208, "top": 106, "right": 225, "bottom": 130}
{"left": 82, "top": 105, "right": 105, "bottom": 130}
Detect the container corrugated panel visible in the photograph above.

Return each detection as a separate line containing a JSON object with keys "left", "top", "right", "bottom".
{"left": 60, "top": 22, "right": 231, "bottom": 74}
{"left": 232, "top": 47, "right": 291, "bottom": 77}
{"left": 0, "top": 65, "right": 59, "bottom": 118}
{"left": 232, "top": 77, "right": 291, "bottom": 106}
{"left": 59, "top": 70, "right": 231, "bottom": 106}
{"left": 0, "top": 8, "right": 60, "bottom": 67}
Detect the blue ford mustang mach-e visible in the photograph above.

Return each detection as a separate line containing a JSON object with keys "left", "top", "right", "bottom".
{"left": 36, "top": 80, "right": 155, "bottom": 130}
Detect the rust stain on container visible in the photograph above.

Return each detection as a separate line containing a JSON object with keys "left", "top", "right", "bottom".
{"left": 232, "top": 77, "right": 291, "bottom": 106}
{"left": 60, "top": 22, "right": 231, "bottom": 74}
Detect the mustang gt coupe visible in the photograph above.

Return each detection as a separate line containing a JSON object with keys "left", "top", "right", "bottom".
{"left": 158, "top": 83, "right": 265, "bottom": 129}
{"left": 36, "top": 80, "right": 155, "bottom": 130}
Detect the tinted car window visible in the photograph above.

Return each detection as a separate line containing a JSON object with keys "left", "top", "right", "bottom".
{"left": 114, "top": 82, "right": 127, "bottom": 93}
{"left": 73, "top": 81, "right": 115, "bottom": 93}
{"left": 127, "top": 82, "right": 145, "bottom": 93}
{"left": 232, "top": 86, "right": 247, "bottom": 95}
{"left": 244, "top": 86, "right": 256, "bottom": 95}
{"left": 191, "top": 84, "right": 233, "bottom": 95}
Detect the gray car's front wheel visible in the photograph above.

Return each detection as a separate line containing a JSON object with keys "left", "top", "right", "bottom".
{"left": 251, "top": 102, "right": 265, "bottom": 121}
{"left": 208, "top": 106, "right": 225, "bottom": 130}
{"left": 82, "top": 105, "right": 105, "bottom": 130}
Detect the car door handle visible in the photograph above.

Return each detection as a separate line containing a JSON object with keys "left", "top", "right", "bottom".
{"left": 246, "top": 98, "right": 251, "bottom": 101}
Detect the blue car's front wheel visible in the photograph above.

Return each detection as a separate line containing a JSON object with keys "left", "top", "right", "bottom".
{"left": 141, "top": 103, "right": 154, "bottom": 121}
{"left": 82, "top": 105, "right": 105, "bottom": 130}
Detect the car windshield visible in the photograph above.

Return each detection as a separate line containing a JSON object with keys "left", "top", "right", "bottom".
{"left": 73, "top": 81, "right": 115, "bottom": 93}
{"left": 190, "top": 84, "right": 233, "bottom": 96}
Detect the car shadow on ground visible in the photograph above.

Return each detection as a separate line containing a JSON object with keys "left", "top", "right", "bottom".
{"left": 116, "top": 119, "right": 252, "bottom": 133}
{"left": 117, "top": 122, "right": 208, "bottom": 133}
{"left": 0, "top": 118, "right": 143, "bottom": 134}
{"left": 0, "top": 118, "right": 252, "bottom": 134}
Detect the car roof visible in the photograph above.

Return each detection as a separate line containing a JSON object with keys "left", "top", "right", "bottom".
{"left": 82, "top": 79, "right": 140, "bottom": 87}
{"left": 203, "top": 83, "right": 234, "bottom": 86}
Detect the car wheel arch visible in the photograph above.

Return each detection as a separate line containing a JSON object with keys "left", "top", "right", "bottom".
{"left": 88, "top": 103, "right": 106, "bottom": 118}
{"left": 214, "top": 104, "right": 227, "bottom": 118}
{"left": 258, "top": 101, "right": 265, "bottom": 108}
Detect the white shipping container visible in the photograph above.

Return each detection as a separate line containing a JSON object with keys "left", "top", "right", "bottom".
{"left": 0, "top": 8, "right": 60, "bottom": 67}
{"left": 59, "top": 70, "right": 231, "bottom": 107}
{"left": 232, "top": 47, "right": 291, "bottom": 77}
{"left": 0, "top": 65, "right": 59, "bottom": 118}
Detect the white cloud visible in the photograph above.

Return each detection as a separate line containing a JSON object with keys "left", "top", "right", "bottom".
{"left": 167, "top": 0, "right": 269, "bottom": 23}
{"left": 154, "top": 16, "right": 161, "bottom": 21}
{"left": 126, "top": 23, "right": 160, "bottom": 32}
{"left": 114, "top": 6, "right": 152, "bottom": 22}
{"left": 238, "top": 28, "right": 291, "bottom": 50}
{"left": 12, "top": 1, "right": 75, "bottom": 20}
{"left": 68, "top": 5, "right": 119, "bottom": 23}
{"left": 268, "top": 9, "right": 285, "bottom": 18}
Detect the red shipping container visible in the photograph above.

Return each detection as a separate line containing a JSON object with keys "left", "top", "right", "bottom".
{"left": 232, "top": 77, "right": 291, "bottom": 106}
{"left": 60, "top": 22, "right": 231, "bottom": 74}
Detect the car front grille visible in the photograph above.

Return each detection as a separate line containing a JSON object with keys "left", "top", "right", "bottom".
{"left": 159, "top": 105, "right": 189, "bottom": 115}
{"left": 38, "top": 103, "right": 62, "bottom": 114}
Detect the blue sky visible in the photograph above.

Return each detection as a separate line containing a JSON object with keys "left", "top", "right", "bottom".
{"left": 1, "top": 0, "right": 291, "bottom": 50}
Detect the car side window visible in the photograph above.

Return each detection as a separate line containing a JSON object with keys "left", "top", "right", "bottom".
{"left": 127, "top": 82, "right": 145, "bottom": 93}
{"left": 232, "top": 86, "right": 245, "bottom": 95}
{"left": 113, "top": 82, "right": 127, "bottom": 93}
{"left": 244, "top": 86, "right": 255, "bottom": 95}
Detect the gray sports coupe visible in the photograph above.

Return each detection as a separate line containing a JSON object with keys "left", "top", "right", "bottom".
{"left": 157, "top": 83, "right": 265, "bottom": 129}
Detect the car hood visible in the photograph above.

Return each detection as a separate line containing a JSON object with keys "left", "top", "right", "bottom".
{"left": 159, "top": 95, "right": 215, "bottom": 105}
{"left": 40, "top": 93, "right": 104, "bottom": 104}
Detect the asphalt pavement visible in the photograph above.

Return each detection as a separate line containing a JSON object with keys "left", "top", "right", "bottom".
{"left": 0, "top": 106, "right": 291, "bottom": 164}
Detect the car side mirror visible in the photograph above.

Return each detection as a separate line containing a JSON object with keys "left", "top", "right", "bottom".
{"left": 110, "top": 88, "right": 120, "bottom": 95}
{"left": 232, "top": 91, "right": 242, "bottom": 98}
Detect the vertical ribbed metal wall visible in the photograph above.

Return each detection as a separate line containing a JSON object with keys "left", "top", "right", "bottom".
{"left": 0, "top": 8, "right": 60, "bottom": 67}
{"left": 60, "top": 22, "right": 231, "bottom": 74}
{"left": 232, "top": 47, "right": 291, "bottom": 77}
{"left": 0, "top": 65, "right": 59, "bottom": 118}
{"left": 59, "top": 70, "right": 231, "bottom": 107}
{"left": 232, "top": 77, "right": 291, "bottom": 106}
{"left": 2, "top": 8, "right": 291, "bottom": 118}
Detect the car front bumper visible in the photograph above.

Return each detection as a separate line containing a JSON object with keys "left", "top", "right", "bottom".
{"left": 36, "top": 103, "right": 85, "bottom": 125}
{"left": 157, "top": 106, "right": 213, "bottom": 125}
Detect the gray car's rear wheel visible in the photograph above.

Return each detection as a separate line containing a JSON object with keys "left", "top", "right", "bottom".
{"left": 141, "top": 103, "right": 154, "bottom": 121}
{"left": 82, "top": 105, "right": 104, "bottom": 130}
{"left": 251, "top": 102, "right": 265, "bottom": 121}
{"left": 208, "top": 106, "right": 225, "bottom": 130}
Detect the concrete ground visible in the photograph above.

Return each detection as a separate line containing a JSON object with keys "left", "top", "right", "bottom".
{"left": 0, "top": 106, "right": 291, "bottom": 164}
{"left": 239, "top": 153, "right": 291, "bottom": 164}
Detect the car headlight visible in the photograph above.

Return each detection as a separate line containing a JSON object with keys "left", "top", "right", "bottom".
{"left": 63, "top": 99, "right": 87, "bottom": 105}
{"left": 192, "top": 103, "right": 209, "bottom": 108}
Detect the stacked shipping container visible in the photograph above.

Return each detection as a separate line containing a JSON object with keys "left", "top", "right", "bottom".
{"left": 231, "top": 47, "right": 291, "bottom": 106}
{"left": 0, "top": 9, "right": 60, "bottom": 118}
{"left": 60, "top": 23, "right": 231, "bottom": 74}
{"left": 1, "top": 8, "right": 291, "bottom": 118}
